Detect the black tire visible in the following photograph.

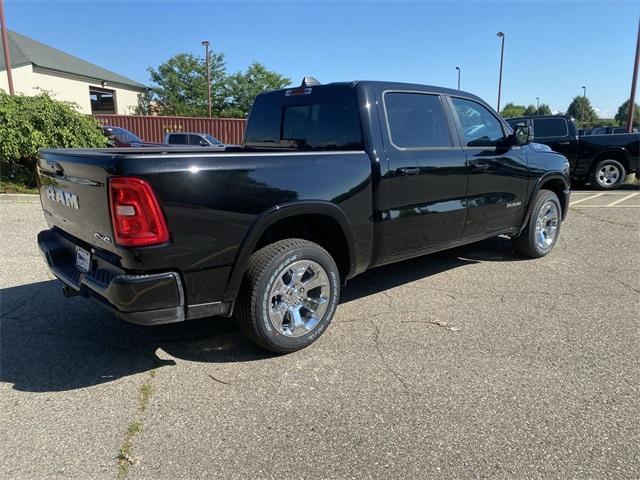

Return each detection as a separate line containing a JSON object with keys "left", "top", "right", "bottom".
{"left": 590, "top": 159, "right": 626, "bottom": 190}
{"left": 512, "top": 189, "right": 562, "bottom": 258}
{"left": 235, "top": 238, "right": 340, "bottom": 353}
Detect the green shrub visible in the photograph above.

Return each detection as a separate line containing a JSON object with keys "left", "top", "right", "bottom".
{"left": 0, "top": 91, "right": 108, "bottom": 188}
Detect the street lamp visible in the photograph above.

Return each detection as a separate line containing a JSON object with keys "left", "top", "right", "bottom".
{"left": 536, "top": 97, "right": 540, "bottom": 115}
{"left": 202, "top": 40, "right": 212, "bottom": 118}
{"left": 496, "top": 32, "right": 505, "bottom": 112}
{"left": 580, "top": 86, "right": 586, "bottom": 126}
{"left": 455, "top": 66, "right": 461, "bottom": 90}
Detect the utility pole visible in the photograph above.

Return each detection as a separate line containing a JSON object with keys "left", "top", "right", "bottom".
{"left": 496, "top": 32, "right": 505, "bottom": 113}
{"left": 0, "top": 0, "right": 14, "bottom": 95}
{"left": 626, "top": 16, "right": 639, "bottom": 132}
{"left": 455, "top": 66, "right": 461, "bottom": 90}
{"left": 536, "top": 97, "right": 540, "bottom": 115}
{"left": 202, "top": 40, "right": 211, "bottom": 118}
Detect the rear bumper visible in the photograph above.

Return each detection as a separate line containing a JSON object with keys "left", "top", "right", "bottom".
{"left": 38, "top": 229, "right": 187, "bottom": 325}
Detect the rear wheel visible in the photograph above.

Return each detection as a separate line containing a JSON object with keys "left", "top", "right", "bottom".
{"left": 235, "top": 239, "right": 340, "bottom": 353}
{"left": 512, "top": 189, "right": 561, "bottom": 258}
{"left": 591, "top": 159, "right": 626, "bottom": 190}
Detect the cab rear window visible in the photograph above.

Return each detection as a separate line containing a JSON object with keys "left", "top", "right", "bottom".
{"left": 245, "top": 91, "right": 363, "bottom": 150}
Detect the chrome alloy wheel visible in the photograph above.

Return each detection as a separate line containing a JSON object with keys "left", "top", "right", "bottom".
{"left": 535, "top": 201, "right": 559, "bottom": 251}
{"left": 596, "top": 164, "right": 621, "bottom": 187}
{"left": 268, "top": 260, "right": 330, "bottom": 337}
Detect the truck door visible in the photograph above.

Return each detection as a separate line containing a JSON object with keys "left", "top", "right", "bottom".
{"left": 449, "top": 97, "right": 528, "bottom": 237}
{"left": 374, "top": 91, "right": 468, "bottom": 263}
{"left": 532, "top": 117, "right": 578, "bottom": 170}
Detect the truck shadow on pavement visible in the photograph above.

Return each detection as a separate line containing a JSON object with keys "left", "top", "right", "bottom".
{"left": 1, "top": 236, "right": 522, "bottom": 393}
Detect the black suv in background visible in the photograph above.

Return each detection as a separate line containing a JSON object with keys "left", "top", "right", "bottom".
{"left": 506, "top": 115, "right": 640, "bottom": 189}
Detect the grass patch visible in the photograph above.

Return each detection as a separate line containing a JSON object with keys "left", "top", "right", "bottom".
{"left": 116, "top": 371, "right": 157, "bottom": 479}
{"left": 0, "top": 182, "right": 38, "bottom": 194}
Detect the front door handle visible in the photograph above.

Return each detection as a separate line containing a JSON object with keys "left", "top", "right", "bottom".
{"left": 396, "top": 167, "right": 420, "bottom": 176}
{"left": 470, "top": 162, "right": 490, "bottom": 172}
{"left": 558, "top": 141, "right": 571, "bottom": 145}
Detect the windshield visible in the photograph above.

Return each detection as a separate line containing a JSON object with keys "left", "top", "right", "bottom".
{"left": 106, "top": 127, "right": 142, "bottom": 144}
{"left": 204, "top": 134, "right": 222, "bottom": 144}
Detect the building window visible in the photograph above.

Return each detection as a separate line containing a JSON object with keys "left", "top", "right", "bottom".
{"left": 90, "top": 87, "right": 116, "bottom": 114}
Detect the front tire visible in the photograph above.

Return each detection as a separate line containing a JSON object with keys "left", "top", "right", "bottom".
{"left": 591, "top": 159, "right": 626, "bottom": 190}
{"left": 512, "top": 189, "right": 561, "bottom": 258}
{"left": 235, "top": 239, "right": 340, "bottom": 353}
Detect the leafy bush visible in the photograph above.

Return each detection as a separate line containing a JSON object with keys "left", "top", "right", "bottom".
{"left": 0, "top": 91, "right": 108, "bottom": 188}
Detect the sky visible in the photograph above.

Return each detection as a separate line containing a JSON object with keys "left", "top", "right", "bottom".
{"left": 4, "top": 0, "right": 639, "bottom": 117}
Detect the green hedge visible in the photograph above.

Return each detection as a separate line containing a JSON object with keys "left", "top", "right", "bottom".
{"left": 0, "top": 91, "right": 108, "bottom": 189}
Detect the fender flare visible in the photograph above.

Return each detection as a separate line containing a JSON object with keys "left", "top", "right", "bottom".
{"left": 588, "top": 147, "right": 631, "bottom": 172}
{"left": 517, "top": 172, "right": 570, "bottom": 234}
{"left": 222, "top": 201, "right": 358, "bottom": 304}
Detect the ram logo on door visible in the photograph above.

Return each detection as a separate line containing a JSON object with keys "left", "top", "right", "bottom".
{"left": 46, "top": 186, "right": 79, "bottom": 210}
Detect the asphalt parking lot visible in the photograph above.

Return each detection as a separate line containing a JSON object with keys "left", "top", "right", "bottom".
{"left": 1, "top": 190, "right": 638, "bottom": 480}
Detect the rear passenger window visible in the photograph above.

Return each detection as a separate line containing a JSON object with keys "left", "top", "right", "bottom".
{"left": 169, "top": 134, "right": 187, "bottom": 145}
{"left": 532, "top": 118, "right": 568, "bottom": 138}
{"left": 384, "top": 93, "right": 451, "bottom": 148}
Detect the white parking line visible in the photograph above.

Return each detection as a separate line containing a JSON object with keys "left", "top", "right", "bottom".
{"left": 605, "top": 192, "right": 639, "bottom": 207}
{"left": 569, "top": 193, "right": 606, "bottom": 205}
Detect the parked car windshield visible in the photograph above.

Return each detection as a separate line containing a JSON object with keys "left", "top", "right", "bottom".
{"left": 245, "top": 90, "right": 363, "bottom": 150}
{"left": 204, "top": 134, "right": 222, "bottom": 145}
{"left": 105, "top": 127, "right": 142, "bottom": 144}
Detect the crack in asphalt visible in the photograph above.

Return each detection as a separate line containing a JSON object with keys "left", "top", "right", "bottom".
{"left": 569, "top": 207, "right": 639, "bottom": 229}
{"left": 370, "top": 319, "right": 412, "bottom": 395}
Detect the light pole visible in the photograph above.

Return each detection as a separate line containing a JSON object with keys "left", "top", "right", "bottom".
{"left": 202, "top": 40, "right": 211, "bottom": 118}
{"left": 536, "top": 97, "right": 540, "bottom": 115}
{"left": 496, "top": 32, "right": 505, "bottom": 113}
{"left": 0, "top": 0, "right": 14, "bottom": 95}
{"left": 581, "top": 86, "right": 586, "bottom": 126}
{"left": 626, "top": 16, "right": 639, "bottom": 132}
{"left": 455, "top": 66, "right": 461, "bottom": 90}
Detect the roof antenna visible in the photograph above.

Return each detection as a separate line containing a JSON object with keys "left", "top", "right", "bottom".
{"left": 301, "top": 76, "right": 320, "bottom": 87}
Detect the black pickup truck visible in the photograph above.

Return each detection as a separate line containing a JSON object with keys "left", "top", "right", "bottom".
{"left": 37, "top": 79, "right": 570, "bottom": 352}
{"left": 506, "top": 115, "right": 640, "bottom": 189}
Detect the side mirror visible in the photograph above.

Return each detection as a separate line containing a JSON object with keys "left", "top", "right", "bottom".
{"left": 512, "top": 123, "right": 532, "bottom": 146}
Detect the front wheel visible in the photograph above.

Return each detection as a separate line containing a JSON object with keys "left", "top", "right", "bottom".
{"left": 591, "top": 159, "right": 626, "bottom": 190}
{"left": 235, "top": 239, "right": 340, "bottom": 353}
{"left": 512, "top": 189, "right": 562, "bottom": 258}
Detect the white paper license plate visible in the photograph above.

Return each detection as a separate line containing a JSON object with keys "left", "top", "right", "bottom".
{"left": 75, "top": 246, "right": 91, "bottom": 273}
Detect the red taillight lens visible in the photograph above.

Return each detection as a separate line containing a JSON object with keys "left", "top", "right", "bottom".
{"left": 109, "top": 177, "right": 170, "bottom": 247}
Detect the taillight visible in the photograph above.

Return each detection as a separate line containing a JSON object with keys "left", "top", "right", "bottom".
{"left": 109, "top": 177, "right": 170, "bottom": 247}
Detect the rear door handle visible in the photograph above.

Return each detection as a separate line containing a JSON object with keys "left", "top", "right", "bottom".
{"left": 470, "top": 162, "right": 490, "bottom": 172}
{"left": 396, "top": 167, "right": 420, "bottom": 176}
{"left": 558, "top": 141, "right": 571, "bottom": 145}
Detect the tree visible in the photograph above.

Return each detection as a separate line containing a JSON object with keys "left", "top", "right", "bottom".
{"left": 0, "top": 92, "right": 107, "bottom": 189}
{"left": 614, "top": 100, "right": 640, "bottom": 126}
{"left": 220, "top": 62, "right": 290, "bottom": 118}
{"left": 566, "top": 96, "right": 598, "bottom": 127}
{"left": 523, "top": 104, "right": 537, "bottom": 116}
{"left": 146, "top": 52, "right": 226, "bottom": 117}
{"left": 500, "top": 102, "right": 526, "bottom": 118}
{"left": 133, "top": 89, "right": 153, "bottom": 115}
{"left": 537, "top": 103, "right": 552, "bottom": 115}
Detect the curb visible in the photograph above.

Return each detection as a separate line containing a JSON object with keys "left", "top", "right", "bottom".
{"left": 0, "top": 193, "right": 40, "bottom": 202}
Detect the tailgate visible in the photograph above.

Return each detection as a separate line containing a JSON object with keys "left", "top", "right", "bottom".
{"left": 37, "top": 150, "right": 118, "bottom": 253}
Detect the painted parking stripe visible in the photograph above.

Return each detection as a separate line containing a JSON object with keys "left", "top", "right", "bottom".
{"left": 569, "top": 193, "right": 606, "bottom": 205}
{"left": 605, "top": 192, "right": 639, "bottom": 207}
{"left": 571, "top": 205, "right": 640, "bottom": 208}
